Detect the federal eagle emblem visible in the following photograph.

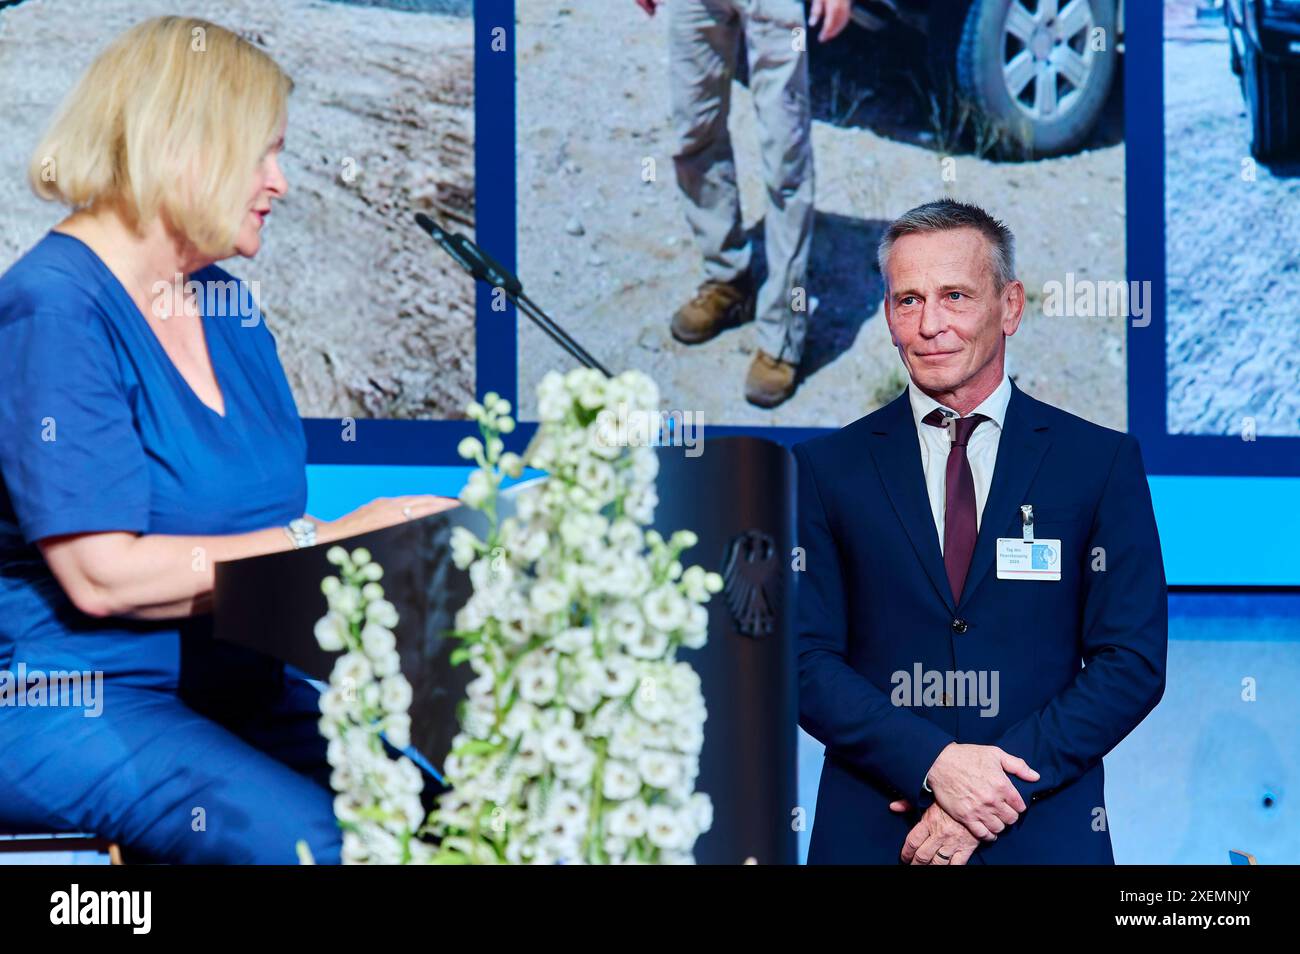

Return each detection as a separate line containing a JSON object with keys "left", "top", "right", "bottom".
{"left": 720, "top": 529, "right": 780, "bottom": 639}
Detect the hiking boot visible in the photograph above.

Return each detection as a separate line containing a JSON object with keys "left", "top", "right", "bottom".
{"left": 744, "top": 349, "right": 798, "bottom": 408}
{"left": 670, "top": 273, "right": 755, "bottom": 344}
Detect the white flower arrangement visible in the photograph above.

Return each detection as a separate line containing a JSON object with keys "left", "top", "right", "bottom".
{"left": 310, "top": 371, "right": 720, "bottom": 864}
{"left": 311, "top": 546, "right": 432, "bottom": 864}
{"left": 437, "top": 374, "right": 720, "bottom": 865}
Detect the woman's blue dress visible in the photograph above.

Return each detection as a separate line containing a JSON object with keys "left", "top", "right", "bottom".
{"left": 0, "top": 231, "right": 341, "bottom": 863}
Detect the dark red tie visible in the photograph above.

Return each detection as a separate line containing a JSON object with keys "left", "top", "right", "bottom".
{"left": 923, "top": 409, "right": 988, "bottom": 602}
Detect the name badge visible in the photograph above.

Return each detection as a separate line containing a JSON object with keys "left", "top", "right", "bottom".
{"left": 996, "top": 538, "right": 1062, "bottom": 581}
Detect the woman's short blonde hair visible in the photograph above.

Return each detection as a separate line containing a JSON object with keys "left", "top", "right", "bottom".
{"left": 29, "top": 16, "right": 293, "bottom": 256}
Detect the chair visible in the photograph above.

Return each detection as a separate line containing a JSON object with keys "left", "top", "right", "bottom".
{"left": 0, "top": 826, "right": 122, "bottom": 865}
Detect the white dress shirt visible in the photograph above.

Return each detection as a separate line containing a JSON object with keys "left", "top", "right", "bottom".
{"left": 910, "top": 372, "right": 1012, "bottom": 796}
{"left": 906, "top": 372, "right": 1012, "bottom": 556}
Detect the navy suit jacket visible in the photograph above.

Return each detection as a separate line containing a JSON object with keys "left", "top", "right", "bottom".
{"left": 796, "top": 382, "right": 1168, "bottom": 864}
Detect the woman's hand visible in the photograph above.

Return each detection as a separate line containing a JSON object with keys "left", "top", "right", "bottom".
{"left": 317, "top": 495, "right": 459, "bottom": 544}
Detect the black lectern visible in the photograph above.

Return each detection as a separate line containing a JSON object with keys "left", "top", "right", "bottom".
{"left": 213, "top": 436, "right": 796, "bottom": 864}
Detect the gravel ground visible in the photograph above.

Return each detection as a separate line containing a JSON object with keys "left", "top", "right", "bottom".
{"left": 1163, "top": 5, "right": 1300, "bottom": 437}
{"left": 0, "top": 0, "right": 475, "bottom": 420}
{"left": 516, "top": 0, "right": 1127, "bottom": 430}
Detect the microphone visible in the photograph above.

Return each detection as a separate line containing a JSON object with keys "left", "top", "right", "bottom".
{"left": 413, "top": 212, "right": 610, "bottom": 376}
{"left": 414, "top": 211, "right": 521, "bottom": 297}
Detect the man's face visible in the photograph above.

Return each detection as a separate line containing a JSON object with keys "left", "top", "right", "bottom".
{"left": 883, "top": 227, "right": 1024, "bottom": 398}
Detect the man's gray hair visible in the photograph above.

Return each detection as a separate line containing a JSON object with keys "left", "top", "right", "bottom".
{"left": 876, "top": 199, "right": 1016, "bottom": 290}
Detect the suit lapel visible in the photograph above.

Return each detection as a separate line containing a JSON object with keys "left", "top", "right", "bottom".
{"left": 959, "top": 381, "right": 1052, "bottom": 609}
{"left": 866, "top": 393, "right": 956, "bottom": 613}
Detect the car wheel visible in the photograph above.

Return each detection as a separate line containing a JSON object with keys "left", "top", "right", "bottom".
{"left": 942, "top": 0, "right": 1120, "bottom": 157}
{"left": 1243, "top": 40, "right": 1300, "bottom": 161}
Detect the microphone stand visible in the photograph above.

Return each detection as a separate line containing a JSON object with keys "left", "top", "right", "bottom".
{"left": 413, "top": 212, "right": 611, "bottom": 376}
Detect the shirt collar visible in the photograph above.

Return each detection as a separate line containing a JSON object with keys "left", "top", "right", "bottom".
{"left": 907, "top": 370, "right": 1012, "bottom": 434}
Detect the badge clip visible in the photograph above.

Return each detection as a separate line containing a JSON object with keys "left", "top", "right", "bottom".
{"left": 1020, "top": 504, "right": 1035, "bottom": 542}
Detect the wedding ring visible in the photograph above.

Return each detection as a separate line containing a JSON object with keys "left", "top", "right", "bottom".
{"left": 402, "top": 505, "right": 413, "bottom": 520}
{"left": 935, "top": 849, "right": 951, "bottom": 861}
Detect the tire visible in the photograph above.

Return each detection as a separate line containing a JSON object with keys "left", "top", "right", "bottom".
{"left": 1243, "top": 39, "right": 1300, "bottom": 161}
{"left": 934, "top": 0, "right": 1120, "bottom": 157}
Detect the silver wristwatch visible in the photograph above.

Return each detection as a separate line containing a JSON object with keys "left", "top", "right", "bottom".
{"left": 284, "top": 517, "right": 317, "bottom": 549}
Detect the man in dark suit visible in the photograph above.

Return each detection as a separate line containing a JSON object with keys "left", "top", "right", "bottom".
{"left": 796, "top": 199, "right": 1167, "bottom": 864}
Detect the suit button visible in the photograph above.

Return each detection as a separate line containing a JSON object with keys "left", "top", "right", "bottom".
{"left": 951, "top": 618, "right": 968, "bottom": 634}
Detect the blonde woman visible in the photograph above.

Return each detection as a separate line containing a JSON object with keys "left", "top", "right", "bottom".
{"left": 0, "top": 17, "right": 453, "bottom": 863}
